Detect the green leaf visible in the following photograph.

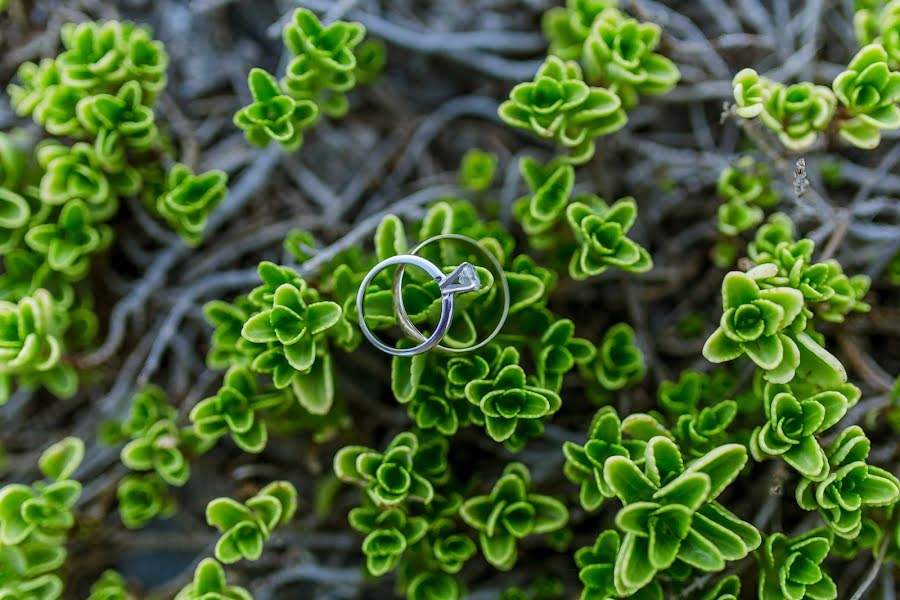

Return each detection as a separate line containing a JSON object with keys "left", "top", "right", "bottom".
{"left": 39, "top": 437, "right": 84, "bottom": 481}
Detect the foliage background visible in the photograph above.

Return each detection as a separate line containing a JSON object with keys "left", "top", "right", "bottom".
{"left": 0, "top": 0, "right": 898, "bottom": 598}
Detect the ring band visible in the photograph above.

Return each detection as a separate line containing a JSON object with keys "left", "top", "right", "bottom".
{"left": 357, "top": 254, "right": 456, "bottom": 356}
{"left": 393, "top": 234, "right": 509, "bottom": 354}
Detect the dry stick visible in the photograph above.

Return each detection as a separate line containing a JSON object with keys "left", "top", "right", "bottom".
{"left": 356, "top": 95, "right": 501, "bottom": 219}
{"left": 79, "top": 145, "right": 280, "bottom": 367}
{"left": 821, "top": 143, "right": 900, "bottom": 262}
{"left": 849, "top": 536, "right": 890, "bottom": 600}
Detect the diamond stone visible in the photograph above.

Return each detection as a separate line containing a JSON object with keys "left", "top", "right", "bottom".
{"left": 457, "top": 263, "right": 481, "bottom": 289}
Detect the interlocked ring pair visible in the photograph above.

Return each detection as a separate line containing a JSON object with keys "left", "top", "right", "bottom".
{"left": 356, "top": 234, "right": 509, "bottom": 356}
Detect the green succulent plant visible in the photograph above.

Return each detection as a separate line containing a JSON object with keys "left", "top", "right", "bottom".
{"left": 717, "top": 156, "right": 779, "bottom": 208}
{"left": 0, "top": 438, "right": 83, "bottom": 546}
{"left": 76, "top": 79, "right": 157, "bottom": 159}
{"left": 120, "top": 419, "right": 190, "bottom": 486}
{"left": 758, "top": 529, "right": 836, "bottom": 600}
{"left": 335, "top": 431, "right": 435, "bottom": 506}
{"left": 543, "top": 0, "right": 616, "bottom": 60}
{"left": 499, "top": 56, "right": 627, "bottom": 164}
{"left": 717, "top": 199, "right": 763, "bottom": 237}
{"left": 87, "top": 570, "right": 131, "bottom": 600}
{"left": 459, "top": 149, "right": 498, "bottom": 192}
{"left": 174, "top": 558, "right": 251, "bottom": 600}
{"left": 406, "top": 572, "right": 463, "bottom": 600}
{"left": 731, "top": 71, "right": 837, "bottom": 150}
{"left": 703, "top": 269, "right": 807, "bottom": 382}
{"left": 116, "top": 473, "right": 176, "bottom": 529}
{"left": 428, "top": 518, "right": 477, "bottom": 574}
{"left": 24, "top": 199, "right": 111, "bottom": 277}
{"left": 234, "top": 68, "right": 319, "bottom": 151}
{"left": 591, "top": 323, "right": 645, "bottom": 391}
{"left": 206, "top": 481, "right": 297, "bottom": 564}
{"left": 154, "top": 163, "right": 228, "bottom": 245}
{"left": 460, "top": 462, "right": 568, "bottom": 570}
{"left": 832, "top": 44, "right": 900, "bottom": 149}
{"left": 0, "top": 574, "right": 63, "bottom": 600}
{"left": 464, "top": 364, "right": 562, "bottom": 442}
{"left": 513, "top": 157, "right": 575, "bottom": 236}
{"left": 190, "top": 367, "right": 288, "bottom": 453}
{"left": 603, "top": 438, "right": 759, "bottom": 595}
{"left": 582, "top": 8, "right": 681, "bottom": 108}
{"left": 118, "top": 385, "right": 176, "bottom": 440}
{"left": 537, "top": 318, "right": 595, "bottom": 391}
{"left": 241, "top": 281, "right": 341, "bottom": 376}
{"left": 855, "top": 0, "right": 900, "bottom": 69}
{"left": 0, "top": 289, "right": 77, "bottom": 403}
{"left": 566, "top": 198, "right": 652, "bottom": 280}
{"left": 795, "top": 426, "right": 900, "bottom": 537}
{"left": 749, "top": 381, "right": 860, "bottom": 480}
{"left": 349, "top": 505, "right": 428, "bottom": 576}
{"left": 280, "top": 8, "right": 366, "bottom": 117}
{"left": 36, "top": 142, "right": 123, "bottom": 220}
{"left": 564, "top": 407, "right": 644, "bottom": 510}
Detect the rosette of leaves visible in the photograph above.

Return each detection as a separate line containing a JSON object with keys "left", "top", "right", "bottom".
{"left": 8, "top": 58, "right": 63, "bottom": 119}
{"left": 56, "top": 21, "right": 168, "bottom": 98}
{"left": 673, "top": 401, "right": 738, "bottom": 458}
{"left": 0, "top": 574, "right": 63, "bottom": 600}
{"left": 566, "top": 198, "right": 652, "bottom": 280}
{"left": 582, "top": 8, "right": 681, "bottom": 108}
{"left": 407, "top": 572, "right": 464, "bottom": 600}
{"left": 24, "top": 199, "right": 112, "bottom": 278}
{"left": 241, "top": 281, "right": 340, "bottom": 374}
{"left": 87, "top": 570, "right": 131, "bottom": 600}
{"left": 832, "top": 44, "right": 900, "bottom": 148}
{"left": 758, "top": 529, "right": 836, "bottom": 600}
{"left": 234, "top": 68, "right": 319, "bottom": 151}
{"left": 280, "top": 8, "right": 366, "bottom": 117}
{"left": 717, "top": 199, "right": 763, "bottom": 237}
{"left": 717, "top": 156, "right": 779, "bottom": 208}
{"left": 427, "top": 518, "right": 477, "bottom": 574}
{"left": 576, "top": 530, "right": 629, "bottom": 600}
{"left": 499, "top": 56, "right": 626, "bottom": 164}
{"left": 749, "top": 381, "right": 860, "bottom": 480}
{"left": 464, "top": 364, "right": 562, "bottom": 443}
{"left": 0, "top": 437, "right": 83, "bottom": 547}
{"left": 731, "top": 68, "right": 771, "bottom": 118}
{"left": 591, "top": 323, "right": 645, "bottom": 391}
{"left": 537, "top": 318, "right": 595, "bottom": 391}
{"left": 460, "top": 463, "right": 568, "bottom": 570}
{"left": 206, "top": 481, "right": 298, "bottom": 564}
{"left": 102, "top": 385, "right": 175, "bottom": 444}
{"left": 0, "top": 188, "right": 32, "bottom": 254}
{"left": 335, "top": 431, "right": 435, "bottom": 506}
{"left": 203, "top": 296, "right": 257, "bottom": 369}
{"left": 36, "top": 142, "right": 128, "bottom": 221}
{"left": 458, "top": 149, "right": 498, "bottom": 192}
{"left": 0, "top": 289, "right": 77, "bottom": 403}
{"left": 543, "top": 0, "right": 616, "bottom": 60}
{"left": 116, "top": 473, "right": 175, "bottom": 529}
{"left": 174, "top": 558, "right": 251, "bottom": 600}
{"left": 603, "top": 439, "right": 760, "bottom": 596}
{"left": 75, "top": 80, "right": 157, "bottom": 166}
{"left": 512, "top": 158, "right": 574, "bottom": 236}
{"left": 815, "top": 260, "right": 871, "bottom": 323}
{"left": 564, "top": 407, "right": 648, "bottom": 510}
{"left": 703, "top": 269, "right": 811, "bottom": 383}
{"left": 153, "top": 163, "right": 228, "bottom": 245}
{"left": 747, "top": 212, "right": 796, "bottom": 263}
{"left": 190, "top": 367, "right": 288, "bottom": 453}
{"left": 855, "top": 0, "right": 900, "bottom": 67}
{"left": 120, "top": 419, "right": 190, "bottom": 486}
{"left": 348, "top": 504, "right": 428, "bottom": 576}
{"left": 758, "top": 78, "right": 837, "bottom": 150}
{"left": 795, "top": 426, "right": 900, "bottom": 537}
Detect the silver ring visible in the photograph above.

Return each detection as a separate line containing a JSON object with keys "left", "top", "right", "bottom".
{"left": 393, "top": 234, "right": 509, "bottom": 354}
{"left": 357, "top": 254, "right": 476, "bottom": 356}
